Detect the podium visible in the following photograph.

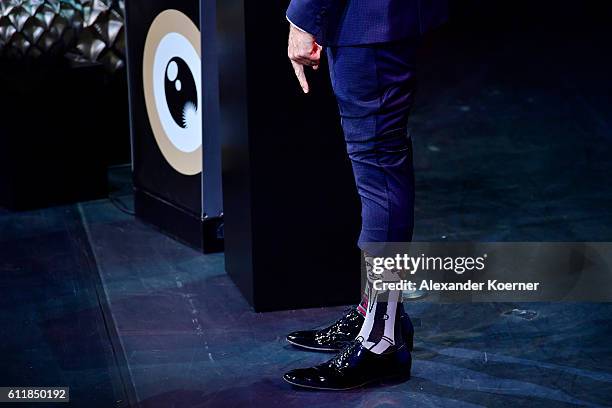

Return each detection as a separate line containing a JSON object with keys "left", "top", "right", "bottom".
{"left": 217, "top": 1, "right": 362, "bottom": 311}
{"left": 125, "top": 1, "right": 223, "bottom": 253}
{"left": 125, "top": 0, "right": 362, "bottom": 310}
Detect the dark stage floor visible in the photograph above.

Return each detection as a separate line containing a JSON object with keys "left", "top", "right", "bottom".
{"left": 2, "top": 6, "right": 612, "bottom": 408}
{"left": 3, "top": 180, "right": 612, "bottom": 408}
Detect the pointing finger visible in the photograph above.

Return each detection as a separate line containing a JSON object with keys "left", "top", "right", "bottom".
{"left": 292, "top": 61, "right": 309, "bottom": 93}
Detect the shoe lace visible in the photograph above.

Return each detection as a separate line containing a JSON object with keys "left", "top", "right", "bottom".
{"left": 331, "top": 307, "right": 358, "bottom": 326}
{"left": 334, "top": 307, "right": 359, "bottom": 326}
{"left": 315, "top": 308, "right": 360, "bottom": 341}
{"left": 330, "top": 339, "right": 361, "bottom": 371}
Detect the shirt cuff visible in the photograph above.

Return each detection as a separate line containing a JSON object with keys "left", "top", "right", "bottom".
{"left": 286, "top": 15, "right": 308, "bottom": 34}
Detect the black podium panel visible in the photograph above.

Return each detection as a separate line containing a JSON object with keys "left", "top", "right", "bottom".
{"left": 218, "top": 1, "right": 362, "bottom": 311}
{"left": 125, "top": 0, "right": 222, "bottom": 252}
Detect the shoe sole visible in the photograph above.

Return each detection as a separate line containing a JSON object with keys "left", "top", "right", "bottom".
{"left": 286, "top": 338, "right": 341, "bottom": 352}
{"left": 283, "top": 372, "right": 411, "bottom": 391}
{"left": 286, "top": 336, "right": 414, "bottom": 353}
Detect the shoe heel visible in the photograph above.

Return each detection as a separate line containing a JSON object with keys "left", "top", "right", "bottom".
{"left": 405, "top": 329, "right": 414, "bottom": 351}
{"left": 401, "top": 313, "right": 415, "bottom": 351}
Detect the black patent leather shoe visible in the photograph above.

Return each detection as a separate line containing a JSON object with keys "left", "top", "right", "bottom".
{"left": 286, "top": 307, "right": 414, "bottom": 352}
{"left": 283, "top": 340, "right": 411, "bottom": 390}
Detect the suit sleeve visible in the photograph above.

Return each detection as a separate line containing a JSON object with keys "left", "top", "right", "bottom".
{"left": 286, "top": 0, "right": 334, "bottom": 38}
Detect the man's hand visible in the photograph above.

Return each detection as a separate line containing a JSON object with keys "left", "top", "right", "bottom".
{"left": 288, "top": 24, "right": 322, "bottom": 94}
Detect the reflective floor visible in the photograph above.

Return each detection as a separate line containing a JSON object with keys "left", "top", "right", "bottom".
{"left": 78, "top": 195, "right": 612, "bottom": 407}
{"left": 2, "top": 4, "right": 612, "bottom": 407}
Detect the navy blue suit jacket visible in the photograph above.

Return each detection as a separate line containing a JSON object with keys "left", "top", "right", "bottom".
{"left": 287, "top": 0, "right": 449, "bottom": 46}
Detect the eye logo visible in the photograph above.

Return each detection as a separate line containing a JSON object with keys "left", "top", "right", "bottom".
{"left": 165, "top": 57, "right": 198, "bottom": 129}
{"left": 143, "top": 10, "right": 202, "bottom": 175}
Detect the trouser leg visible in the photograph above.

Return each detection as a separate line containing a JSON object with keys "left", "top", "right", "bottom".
{"left": 327, "top": 40, "right": 417, "bottom": 253}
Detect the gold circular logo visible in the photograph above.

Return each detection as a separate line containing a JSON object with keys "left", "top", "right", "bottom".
{"left": 143, "top": 9, "right": 202, "bottom": 176}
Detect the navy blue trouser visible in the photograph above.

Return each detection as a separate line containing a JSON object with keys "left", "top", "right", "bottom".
{"left": 327, "top": 40, "right": 417, "bottom": 253}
